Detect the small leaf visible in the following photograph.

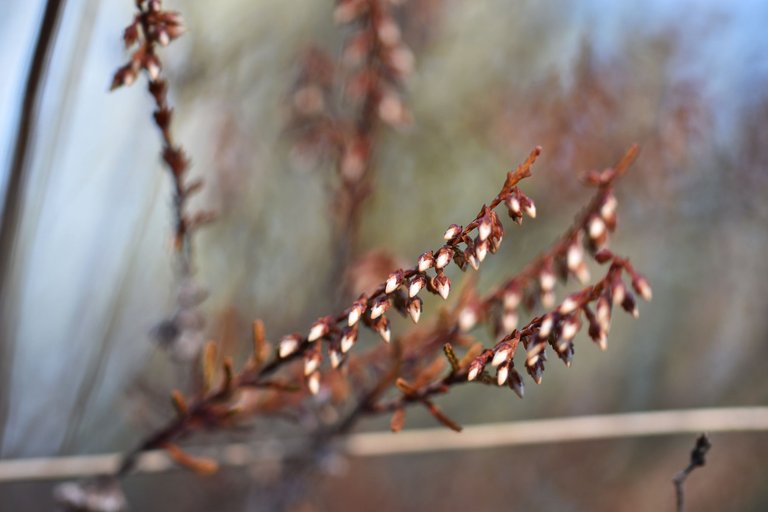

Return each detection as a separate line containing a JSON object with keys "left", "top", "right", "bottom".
{"left": 390, "top": 408, "right": 406, "bottom": 432}
{"left": 170, "top": 390, "right": 188, "bottom": 417}
{"left": 202, "top": 341, "right": 217, "bottom": 393}
{"left": 164, "top": 443, "right": 219, "bottom": 475}
{"left": 443, "top": 343, "right": 460, "bottom": 372}
{"left": 395, "top": 378, "right": 418, "bottom": 396}
{"left": 422, "top": 399, "right": 462, "bottom": 432}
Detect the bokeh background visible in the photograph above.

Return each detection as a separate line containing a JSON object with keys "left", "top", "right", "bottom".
{"left": 1, "top": 0, "right": 767, "bottom": 510}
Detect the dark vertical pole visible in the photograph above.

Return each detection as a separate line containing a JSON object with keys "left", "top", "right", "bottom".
{"left": 0, "top": 0, "right": 66, "bottom": 453}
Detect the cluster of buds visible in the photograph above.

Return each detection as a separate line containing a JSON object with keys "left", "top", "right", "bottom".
{"left": 271, "top": 148, "right": 540, "bottom": 395}
{"left": 111, "top": 1, "right": 185, "bottom": 90}
{"left": 467, "top": 252, "right": 651, "bottom": 392}
{"left": 461, "top": 146, "right": 642, "bottom": 341}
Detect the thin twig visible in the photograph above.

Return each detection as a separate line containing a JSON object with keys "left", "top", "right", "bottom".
{"left": 673, "top": 434, "right": 712, "bottom": 512}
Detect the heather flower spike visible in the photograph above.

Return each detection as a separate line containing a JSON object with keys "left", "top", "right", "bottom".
{"left": 112, "top": 143, "right": 655, "bottom": 483}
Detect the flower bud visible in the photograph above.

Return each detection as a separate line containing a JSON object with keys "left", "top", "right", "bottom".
{"left": 443, "top": 224, "right": 462, "bottom": 240}
{"left": 496, "top": 361, "right": 510, "bottom": 386}
{"left": 433, "top": 273, "right": 451, "bottom": 300}
{"left": 340, "top": 326, "right": 358, "bottom": 353}
{"left": 385, "top": 270, "right": 403, "bottom": 294}
{"left": 279, "top": 335, "right": 300, "bottom": 358}
{"left": 632, "top": 276, "right": 653, "bottom": 301}
{"left": 458, "top": 307, "right": 479, "bottom": 332}
{"left": 408, "top": 275, "right": 426, "bottom": 298}
{"left": 417, "top": 251, "right": 434, "bottom": 272}
{"left": 435, "top": 247, "right": 454, "bottom": 270}
{"left": 347, "top": 298, "right": 367, "bottom": 326}
{"left": 308, "top": 319, "right": 330, "bottom": 342}
{"left": 307, "top": 371, "right": 321, "bottom": 395}
{"left": 407, "top": 297, "right": 422, "bottom": 323}
{"left": 370, "top": 296, "right": 390, "bottom": 319}
{"left": 478, "top": 218, "right": 492, "bottom": 241}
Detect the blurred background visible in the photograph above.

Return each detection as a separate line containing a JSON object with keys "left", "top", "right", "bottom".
{"left": 1, "top": 0, "right": 767, "bottom": 510}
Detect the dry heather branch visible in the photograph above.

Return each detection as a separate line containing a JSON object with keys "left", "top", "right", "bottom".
{"left": 116, "top": 145, "right": 543, "bottom": 476}
{"left": 70, "top": 3, "right": 654, "bottom": 511}
{"left": 111, "top": 0, "right": 212, "bottom": 360}
{"left": 289, "top": 0, "right": 415, "bottom": 260}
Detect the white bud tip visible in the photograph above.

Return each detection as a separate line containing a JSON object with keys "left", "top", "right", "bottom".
{"left": 417, "top": 254, "right": 433, "bottom": 272}
{"left": 576, "top": 264, "right": 591, "bottom": 284}
{"left": 370, "top": 303, "right": 384, "bottom": 320}
{"left": 348, "top": 308, "right": 361, "bottom": 327}
{"left": 478, "top": 221, "right": 492, "bottom": 241}
{"left": 491, "top": 348, "right": 510, "bottom": 367}
{"left": 308, "top": 324, "right": 326, "bottom": 342}
{"left": 409, "top": 306, "right": 421, "bottom": 324}
{"left": 436, "top": 253, "right": 450, "bottom": 269}
{"left": 503, "top": 291, "right": 521, "bottom": 310}
{"left": 598, "top": 336, "right": 608, "bottom": 350}
{"left": 476, "top": 243, "right": 488, "bottom": 262}
{"left": 379, "top": 326, "right": 391, "bottom": 343}
{"left": 567, "top": 245, "right": 583, "bottom": 271}
{"left": 330, "top": 351, "right": 342, "bottom": 369}
{"left": 527, "top": 354, "right": 540, "bottom": 367}
{"left": 541, "top": 291, "right": 556, "bottom": 308}
{"left": 612, "top": 284, "right": 626, "bottom": 305}
{"left": 559, "top": 298, "right": 578, "bottom": 315}
{"left": 540, "top": 272, "right": 556, "bottom": 292}
{"left": 601, "top": 195, "right": 618, "bottom": 219}
{"left": 637, "top": 280, "right": 653, "bottom": 301}
{"left": 385, "top": 276, "right": 399, "bottom": 294}
{"left": 467, "top": 367, "right": 480, "bottom": 382}
{"left": 341, "top": 334, "right": 355, "bottom": 354}
{"left": 443, "top": 226, "right": 460, "bottom": 240}
{"left": 589, "top": 217, "right": 606, "bottom": 239}
{"left": 468, "top": 255, "right": 480, "bottom": 270}
{"left": 304, "top": 358, "right": 319, "bottom": 376}
{"left": 510, "top": 197, "right": 521, "bottom": 214}
{"left": 497, "top": 365, "right": 509, "bottom": 386}
{"left": 408, "top": 281, "right": 423, "bottom": 298}
{"left": 308, "top": 373, "right": 320, "bottom": 395}
{"left": 562, "top": 321, "right": 578, "bottom": 340}
{"left": 525, "top": 203, "right": 537, "bottom": 218}
{"left": 502, "top": 312, "right": 518, "bottom": 333}
{"left": 279, "top": 338, "right": 298, "bottom": 358}
{"left": 438, "top": 283, "right": 450, "bottom": 300}
{"left": 539, "top": 316, "right": 553, "bottom": 337}
{"left": 458, "top": 309, "right": 478, "bottom": 332}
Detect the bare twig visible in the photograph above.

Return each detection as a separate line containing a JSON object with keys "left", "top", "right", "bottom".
{"left": 673, "top": 434, "right": 712, "bottom": 512}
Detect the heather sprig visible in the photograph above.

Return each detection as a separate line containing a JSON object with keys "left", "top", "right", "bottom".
{"left": 115, "top": 147, "right": 541, "bottom": 475}
{"left": 112, "top": 0, "right": 214, "bottom": 360}
{"left": 289, "top": 0, "right": 415, "bottom": 258}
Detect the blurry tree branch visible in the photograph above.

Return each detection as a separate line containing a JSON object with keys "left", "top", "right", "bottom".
{"left": 0, "top": 408, "right": 760, "bottom": 482}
